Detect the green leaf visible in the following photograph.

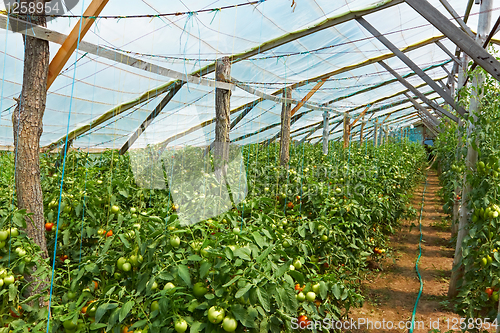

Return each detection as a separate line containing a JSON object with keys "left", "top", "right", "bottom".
{"left": 130, "top": 320, "right": 148, "bottom": 329}
{"left": 252, "top": 231, "right": 267, "bottom": 248}
{"left": 118, "top": 234, "right": 130, "bottom": 249}
{"left": 190, "top": 321, "right": 204, "bottom": 333}
{"left": 199, "top": 261, "right": 211, "bottom": 279}
{"left": 319, "top": 281, "right": 328, "bottom": 300}
{"left": 235, "top": 283, "right": 252, "bottom": 298}
{"left": 223, "top": 275, "right": 241, "bottom": 288}
{"left": 90, "top": 323, "right": 107, "bottom": 330}
{"left": 234, "top": 247, "right": 252, "bottom": 261}
{"left": 256, "top": 287, "right": 270, "bottom": 312}
{"left": 332, "top": 283, "right": 341, "bottom": 299}
{"left": 95, "top": 303, "right": 118, "bottom": 323}
{"left": 8, "top": 284, "right": 16, "bottom": 302}
{"left": 177, "top": 265, "right": 191, "bottom": 287}
{"left": 119, "top": 300, "right": 134, "bottom": 322}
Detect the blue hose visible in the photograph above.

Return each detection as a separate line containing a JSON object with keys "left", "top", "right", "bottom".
{"left": 409, "top": 175, "right": 427, "bottom": 333}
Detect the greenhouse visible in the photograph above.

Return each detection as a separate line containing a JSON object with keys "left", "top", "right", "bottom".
{"left": 0, "top": 0, "right": 500, "bottom": 331}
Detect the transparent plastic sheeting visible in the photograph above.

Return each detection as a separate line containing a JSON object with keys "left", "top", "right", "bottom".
{"left": 129, "top": 143, "right": 247, "bottom": 226}
{"left": 0, "top": 0, "right": 495, "bottom": 150}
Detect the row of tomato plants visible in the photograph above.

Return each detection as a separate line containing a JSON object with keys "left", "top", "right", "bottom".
{"left": 0, "top": 139, "right": 425, "bottom": 332}
{"left": 433, "top": 68, "right": 500, "bottom": 320}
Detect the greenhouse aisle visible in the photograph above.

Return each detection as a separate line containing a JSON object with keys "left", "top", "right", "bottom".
{"left": 348, "top": 170, "right": 463, "bottom": 333}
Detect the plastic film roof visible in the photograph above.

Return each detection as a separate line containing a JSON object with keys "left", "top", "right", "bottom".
{"left": 0, "top": 0, "right": 498, "bottom": 150}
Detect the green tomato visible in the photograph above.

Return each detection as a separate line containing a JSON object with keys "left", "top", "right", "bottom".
{"left": 111, "top": 205, "right": 120, "bottom": 214}
{"left": 175, "top": 319, "right": 188, "bottom": 333}
{"left": 306, "top": 291, "right": 316, "bottom": 302}
{"left": 310, "top": 255, "right": 318, "bottom": 264}
{"left": 200, "top": 246, "right": 211, "bottom": 257}
{"left": 222, "top": 317, "right": 238, "bottom": 332}
{"left": 121, "top": 262, "right": 132, "bottom": 272}
{"left": 293, "top": 259, "right": 302, "bottom": 270}
{"left": 481, "top": 257, "right": 488, "bottom": 267}
{"left": 296, "top": 292, "right": 306, "bottom": 302}
{"left": 0, "top": 231, "right": 8, "bottom": 241}
{"left": 129, "top": 255, "right": 140, "bottom": 267}
{"left": 207, "top": 306, "right": 225, "bottom": 324}
{"left": 67, "top": 291, "right": 77, "bottom": 300}
{"left": 8, "top": 228, "right": 19, "bottom": 237}
{"left": 164, "top": 282, "right": 175, "bottom": 293}
{"left": 321, "top": 235, "right": 329, "bottom": 241}
{"left": 312, "top": 283, "right": 320, "bottom": 294}
{"left": 150, "top": 281, "right": 158, "bottom": 291}
{"left": 3, "top": 275, "right": 14, "bottom": 285}
{"left": 170, "top": 236, "right": 181, "bottom": 248}
{"left": 283, "top": 240, "right": 291, "bottom": 248}
{"left": 0, "top": 279, "right": 4, "bottom": 288}
{"left": 151, "top": 301, "right": 160, "bottom": 312}
{"left": 117, "top": 257, "right": 127, "bottom": 270}
{"left": 130, "top": 207, "right": 137, "bottom": 214}
{"left": 488, "top": 255, "right": 493, "bottom": 265}
{"left": 193, "top": 282, "right": 207, "bottom": 297}
{"left": 63, "top": 320, "right": 77, "bottom": 330}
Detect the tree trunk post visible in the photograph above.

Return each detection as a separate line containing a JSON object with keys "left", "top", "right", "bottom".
{"left": 322, "top": 111, "right": 329, "bottom": 155}
{"left": 12, "top": 0, "right": 50, "bottom": 306}
{"left": 373, "top": 121, "right": 379, "bottom": 146}
{"left": 214, "top": 57, "right": 231, "bottom": 179}
{"left": 280, "top": 88, "right": 292, "bottom": 166}
{"left": 343, "top": 113, "right": 350, "bottom": 149}
{"left": 449, "top": 0, "right": 492, "bottom": 298}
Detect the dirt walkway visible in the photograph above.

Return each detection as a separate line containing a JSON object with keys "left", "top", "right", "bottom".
{"left": 348, "top": 170, "right": 462, "bottom": 333}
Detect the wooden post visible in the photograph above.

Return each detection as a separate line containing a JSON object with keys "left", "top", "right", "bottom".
{"left": 360, "top": 116, "right": 365, "bottom": 144}
{"left": 449, "top": 0, "right": 492, "bottom": 298}
{"left": 373, "top": 121, "right": 379, "bottom": 146}
{"left": 280, "top": 88, "right": 292, "bottom": 166}
{"left": 214, "top": 57, "right": 232, "bottom": 179}
{"left": 343, "top": 113, "right": 351, "bottom": 148}
{"left": 322, "top": 111, "right": 329, "bottom": 155}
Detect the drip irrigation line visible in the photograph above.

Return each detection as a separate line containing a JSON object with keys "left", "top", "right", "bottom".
{"left": 409, "top": 174, "right": 428, "bottom": 333}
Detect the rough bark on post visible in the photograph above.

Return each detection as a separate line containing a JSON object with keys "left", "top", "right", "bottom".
{"left": 373, "top": 121, "right": 379, "bottom": 146}
{"left": 214, "top": 57, "right": 231, "bottom": 179}
{"left": 343, "top": 113, "right": 350, "bottom": 149}
{"left": 322, "top": 111, "right": 329, "bottom": 155}
{"left": 279, "top": 88, "right": 292, "bottom": 166}
{"left": 449, "top": 0, "right": 492, "bottom": 298}
{"left": 12, "top": 0, "right": 50, "bottom": 306}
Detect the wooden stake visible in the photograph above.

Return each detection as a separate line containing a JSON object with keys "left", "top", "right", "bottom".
{"left": 322, "top": 111, "right": 329, "bottom": 155}
{"left": 280, "top": 88, "right": 292, "bottom": 166}
{"left": 343, "top": 113, "right": 350, "bottom": 148}
{"left": 360, "top": 116, "right": 365, "bottom": 144}
{"left": 214, "top": 57, "right": 231, "bottom": 179}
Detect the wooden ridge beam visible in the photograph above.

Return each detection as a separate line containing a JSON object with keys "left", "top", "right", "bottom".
{"left": 47, "top": 0, "right": 109, "bottom": 89}
{"left": 377, "top": 61, "right": 458, "bottom": 122}
{"left": 356, "top": 16, "right": 466, "bottom": 116}
{"left": 405, "top": 0, "right": 500, "bottom": 83}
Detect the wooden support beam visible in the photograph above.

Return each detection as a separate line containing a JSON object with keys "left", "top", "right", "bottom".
{"left": 214, "top": 57, "right": 232, "bottom": 178}
{"left": 405, "top": 0, "right": 500, "bottom": 84}
{"left": 356, "top": 16, "right": 467, "bottom": 116}
{"left": 403, "top": 92, "right": 441, "bottom": 127}
{"left": 351, "top": 105, "right": 370, "bottom": 127}
{"left": 377, "top": 61, "right": 458, "bottom": 122}
{"left": 47, "top": 0, "right": 109, "bottom": 89}
{"left": 290, "top": 80, "right": 326, "bottom": 116}
{"left": 280, "top": 88, "right": 292, "bottom": 166}
{"left": 119, "top": 82, "right": 184, "bottom": 155}
{"left": 322, "top": 111, "right": 329, "bottom": 154}
{"left": 437, "top": 0, "right": 475, "bottom": 38}
{"left": 373, "top": 120, "right": 379, "bottom": 146}
{"left": 359, "top": 116, "right": 365, "bottom": 144}
{"left": 435, "top": 41, "right": 462, "bottom": 67}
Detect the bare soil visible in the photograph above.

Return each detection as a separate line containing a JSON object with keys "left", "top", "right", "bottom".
{"left": 347, "top": 170, "right": 465, "bottom": 333}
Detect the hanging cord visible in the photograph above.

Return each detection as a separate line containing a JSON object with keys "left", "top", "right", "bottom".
{"left": 46, "top": 1, "right": 86, "bottom": 329}
{"left": 409, "top": 174, "right": 428, "bottom": 333}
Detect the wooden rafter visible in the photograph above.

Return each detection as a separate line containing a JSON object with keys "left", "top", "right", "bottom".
{"left": 47, "top": 0, "right": 109, "bottom": 89}
{"left": 290, "top": 80, "right": 326, "bottom": 116}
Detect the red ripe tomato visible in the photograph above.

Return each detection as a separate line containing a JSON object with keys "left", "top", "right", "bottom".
{"left": 45, "top": 223, "right": 54, "bottom": 232}
{"left": 106, "top": 230, "right": 113, "bottom": 237}
{"left": 287, "top": 202, "right": 294, "bottom": 209}
{"left": 486, "top": 287, "right": 494, "bottom": 297}
{"left": 295, "top": 284, "right": 303, "bottom": 292}
{"left": 298, "top": 315, "right": 310, "bottom": 329}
